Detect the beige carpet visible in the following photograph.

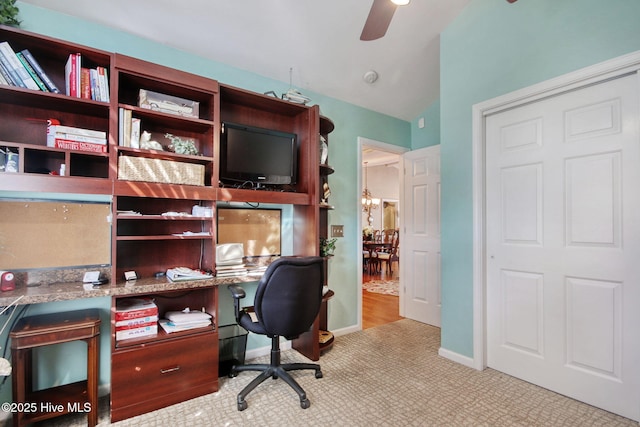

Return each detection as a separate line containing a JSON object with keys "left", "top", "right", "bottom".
{"left": 34, "top": 319, "right": 636, "bottom": 426}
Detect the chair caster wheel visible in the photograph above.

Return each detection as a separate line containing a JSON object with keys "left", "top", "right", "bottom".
{"left": 228, "top": 370, "right": 238, "bottom": 378}
{"left": 237, "top": 400, "right": 248, "bottom": 411}
{"left": 315, "top": 370, "right": 323, "bottom": 379}
{"left": 300, "top": 398, "right": 310, "bottom": 409}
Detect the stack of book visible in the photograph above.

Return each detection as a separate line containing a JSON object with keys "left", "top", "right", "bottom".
{"left": 65, "top": 52, "right": 109, "bottom": 102}
{"left": 158, "top": 309, "right": 212, "bottom": 334}
{"left": 0, "top": 41, "right": 59, "bottom": 93}
{"left": 115, "top": 297, "right": 159, "bottom": 341}
{"left": 47, "top": 119, "right": 107, "bottom": 153}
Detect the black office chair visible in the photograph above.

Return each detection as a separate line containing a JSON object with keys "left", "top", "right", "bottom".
{"left": 227, "top": 256, "right": 325, "bottom": 411}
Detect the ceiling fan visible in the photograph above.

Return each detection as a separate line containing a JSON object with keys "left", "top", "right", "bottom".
{"left": 360, "top": 0, "right": 518, "bottom": 41}
{"left": 360, "top": 0, "right": 406, "bottom": 41}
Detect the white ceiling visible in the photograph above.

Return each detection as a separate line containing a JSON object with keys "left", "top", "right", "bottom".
{"left": 20, "top": 0, "right": 471, "bottom": 122}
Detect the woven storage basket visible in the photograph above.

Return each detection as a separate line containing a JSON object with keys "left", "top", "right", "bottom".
{"left": 118, "top": 156, "right": 205, "bottom": 186}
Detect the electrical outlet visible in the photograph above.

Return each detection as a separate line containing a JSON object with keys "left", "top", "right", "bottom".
{"left": 331, "top": 225, "right": 344, "bottom": 237}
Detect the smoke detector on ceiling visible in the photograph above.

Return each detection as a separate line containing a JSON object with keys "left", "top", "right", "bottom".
{"left": 363, "top": 70, "right": 379, "bottom": 84}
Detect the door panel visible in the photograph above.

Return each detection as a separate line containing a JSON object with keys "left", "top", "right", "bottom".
{"left": 401, "top": 146, "right": 441, "bottom": 326}
{"left": 486, "top": 73, "right": 640, "bottom": 421}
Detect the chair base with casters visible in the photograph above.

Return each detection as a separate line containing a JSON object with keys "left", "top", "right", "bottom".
{"left": 230, "top": 336, "right": 323, "bottom": 410}
{"left": 227, "top": 256, "right": 326, "bottom": 411}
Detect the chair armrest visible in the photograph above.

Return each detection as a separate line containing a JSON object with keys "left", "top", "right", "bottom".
{"left": 228, "top": 284, "right": 246, "bottom": 300}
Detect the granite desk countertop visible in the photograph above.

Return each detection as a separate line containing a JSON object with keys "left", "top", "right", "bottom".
{"left": 0, "top": 274, "right": 262, "bottom": 306}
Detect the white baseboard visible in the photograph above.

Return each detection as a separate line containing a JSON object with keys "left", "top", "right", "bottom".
{"left": 438, "top": 347, "right": 478, "bottom": 370}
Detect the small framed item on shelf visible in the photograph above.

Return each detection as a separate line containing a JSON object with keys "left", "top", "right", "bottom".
{"left": 138, "top": 89, "right": 199, "bottom": 118}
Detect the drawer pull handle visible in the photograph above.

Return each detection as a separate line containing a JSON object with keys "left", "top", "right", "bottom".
{"left": 160, "top": 366, "right": 181, "bottom": 374}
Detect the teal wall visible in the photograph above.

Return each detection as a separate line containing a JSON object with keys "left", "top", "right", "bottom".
{"left": 411, "top": 99, "right": 440, "bottom": 149}
{"left": 0, "top": 2, "right": 410, "bottom": 403}
{"left": 439, "top": 0, "right": 640, "bottom": 357}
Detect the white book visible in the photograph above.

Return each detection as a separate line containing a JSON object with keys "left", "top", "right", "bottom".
{"left": 130, "top": 117, "right": 141, "bottom": 148}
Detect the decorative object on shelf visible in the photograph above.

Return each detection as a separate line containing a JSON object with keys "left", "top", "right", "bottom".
{"left": 138, "top": 89, "right": 199, "bottom": 118}
{"left": 321, "top": 182, "right": 331, "bottom": 205}
{"left": 320, "top": 135, "right": 329, "bottom": 165}
{"left": 165, "top": 133, "right": 198, "bottom": 155}
{"left": 139, "top": 131, "right": 164, "bottom": 151}
{"left": 362, "top": 161, "right": 380, "bottom": 226}
{"left": 320, "top": 237, "right": 337, "bottom": 257}
{"left": 282, "top": 88, "right": 311, "bottom": 105}
{"left": 0, "top": 0, "right": 20, "bottom": 27}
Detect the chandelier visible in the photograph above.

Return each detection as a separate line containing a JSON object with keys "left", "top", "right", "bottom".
{"left": 362, "top": 162, "right": 380, "bottom": 225}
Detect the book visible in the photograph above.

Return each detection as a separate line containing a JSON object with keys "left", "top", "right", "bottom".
{"left": 65, "top": 53, "right": 81, "bottom": 97}
{"left": 80, "top": 67, "right": 91, "bottom": 99}
{"left": 0, "top": 42, "right": 26, "bottom": 88}
{"left": 115, "top": 324, "right": 157, "bottom": 341}
{"left": 166, "top": 267, "right": 213, "bottom": 282}
{"left": 16, "top": 52, "right": 47, "bottom": 91}
{"left": 115, "top": 297, "right": 158, "bottom": 321}
{"left": 51, "top": 132, "right": 107, "bottom": 145}
{"left": 0, "top": 60, "right": 14, "bottom": 86}
{"left": 50, "top": 138, "right": 108, "bottom": 153}
{"left": 19, "top": 49, "right": 60, "bottom": 93}
{"left": 0, "top": 41, "right": 39, "bottom": 90}
{"left": 97, "top": 66, "right": 109, "bottom": 102}
{"left": 47, "top": 121, "right": 107, "bottom": 141}
{"left": 115, "top": 315, "right": 158, "bottom": 328}
{"left": 130, "top": 117, "right": 141, "bottom": 148}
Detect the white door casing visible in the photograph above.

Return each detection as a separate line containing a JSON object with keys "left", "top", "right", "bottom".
{"left": 485, "top": 73, "right": 640, "bottom": 420}
{"left": 401, "top": 145, "right": 441, "bottom": 326}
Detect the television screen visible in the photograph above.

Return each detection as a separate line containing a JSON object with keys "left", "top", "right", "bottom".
{"left": 220, "top": 122, "right": 297, "bottom": 186}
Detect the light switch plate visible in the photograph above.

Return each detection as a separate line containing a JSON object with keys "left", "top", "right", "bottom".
{"left": 331, "top": 225, "right": 344, "bottom": 237}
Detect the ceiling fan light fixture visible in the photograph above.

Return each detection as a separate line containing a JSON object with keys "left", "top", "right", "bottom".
{"left": 391, "top": 0, "right": 410, "bottom": 5}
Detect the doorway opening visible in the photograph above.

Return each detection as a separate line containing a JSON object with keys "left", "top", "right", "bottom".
{"left": 360, "top": 142, "right": 404, "bottom": 329}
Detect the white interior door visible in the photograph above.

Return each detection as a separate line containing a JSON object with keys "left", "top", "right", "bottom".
{"left": 486, "top": 73, "right": 640, "bottom": 420}
{"left": 401, "top": 145, "right": 441, "bottom": 326}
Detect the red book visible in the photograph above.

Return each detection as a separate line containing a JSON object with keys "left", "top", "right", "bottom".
{"left": 64, "top": 53, "right": 80, "bottom": 97}
{"left": 115, "top": 297, "right": 158, "bottom": 321}
{"left": 52, "top": 138, "right": 107, "bottom": 153}
{"left": 115, "top": 320, "right": 157, "bottom": 332}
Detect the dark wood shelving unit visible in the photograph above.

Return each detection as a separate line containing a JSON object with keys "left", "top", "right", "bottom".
{"left": 1, "top": 24, "right": 327, "bottom": 422}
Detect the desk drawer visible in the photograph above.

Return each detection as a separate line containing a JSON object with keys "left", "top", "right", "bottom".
{"left": 111, "top": 333, "right": 218, "bottom": 420}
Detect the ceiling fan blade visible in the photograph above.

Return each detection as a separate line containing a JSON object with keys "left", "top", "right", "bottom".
{"left": 360, "top": 0, "right": 398, "bottom": 41}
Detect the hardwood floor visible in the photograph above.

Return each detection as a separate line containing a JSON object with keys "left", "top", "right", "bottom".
{"left": 362, "top": 266, "right": 403, "bottom": 329}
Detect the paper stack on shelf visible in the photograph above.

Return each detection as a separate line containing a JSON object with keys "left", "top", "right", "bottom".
{"left": 159, "top": 309, "right": 212, "bottom": 333}
{"left": 216, "top": 263, "right": 248, "bottom": 278}
{"left": 115, "top": 297, "right": 158, "bottom": 341}
{"left": 166, "top": 267, "right": 213, "bottom": 282}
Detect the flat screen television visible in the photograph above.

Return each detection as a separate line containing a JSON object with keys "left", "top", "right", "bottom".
{"left": 220, "top": 122, "right": 298, "bottom": 186}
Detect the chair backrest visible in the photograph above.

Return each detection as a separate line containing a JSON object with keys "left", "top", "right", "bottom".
{"left": 254, "top": 256, "right": 325, "bottom": 339}
{"left": 382, "top": 229, "right": 396, "bottom": 243}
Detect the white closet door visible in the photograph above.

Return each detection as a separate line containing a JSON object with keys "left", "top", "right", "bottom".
{"left": 486, "top": 73, "right": 640, "bottom": 421}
